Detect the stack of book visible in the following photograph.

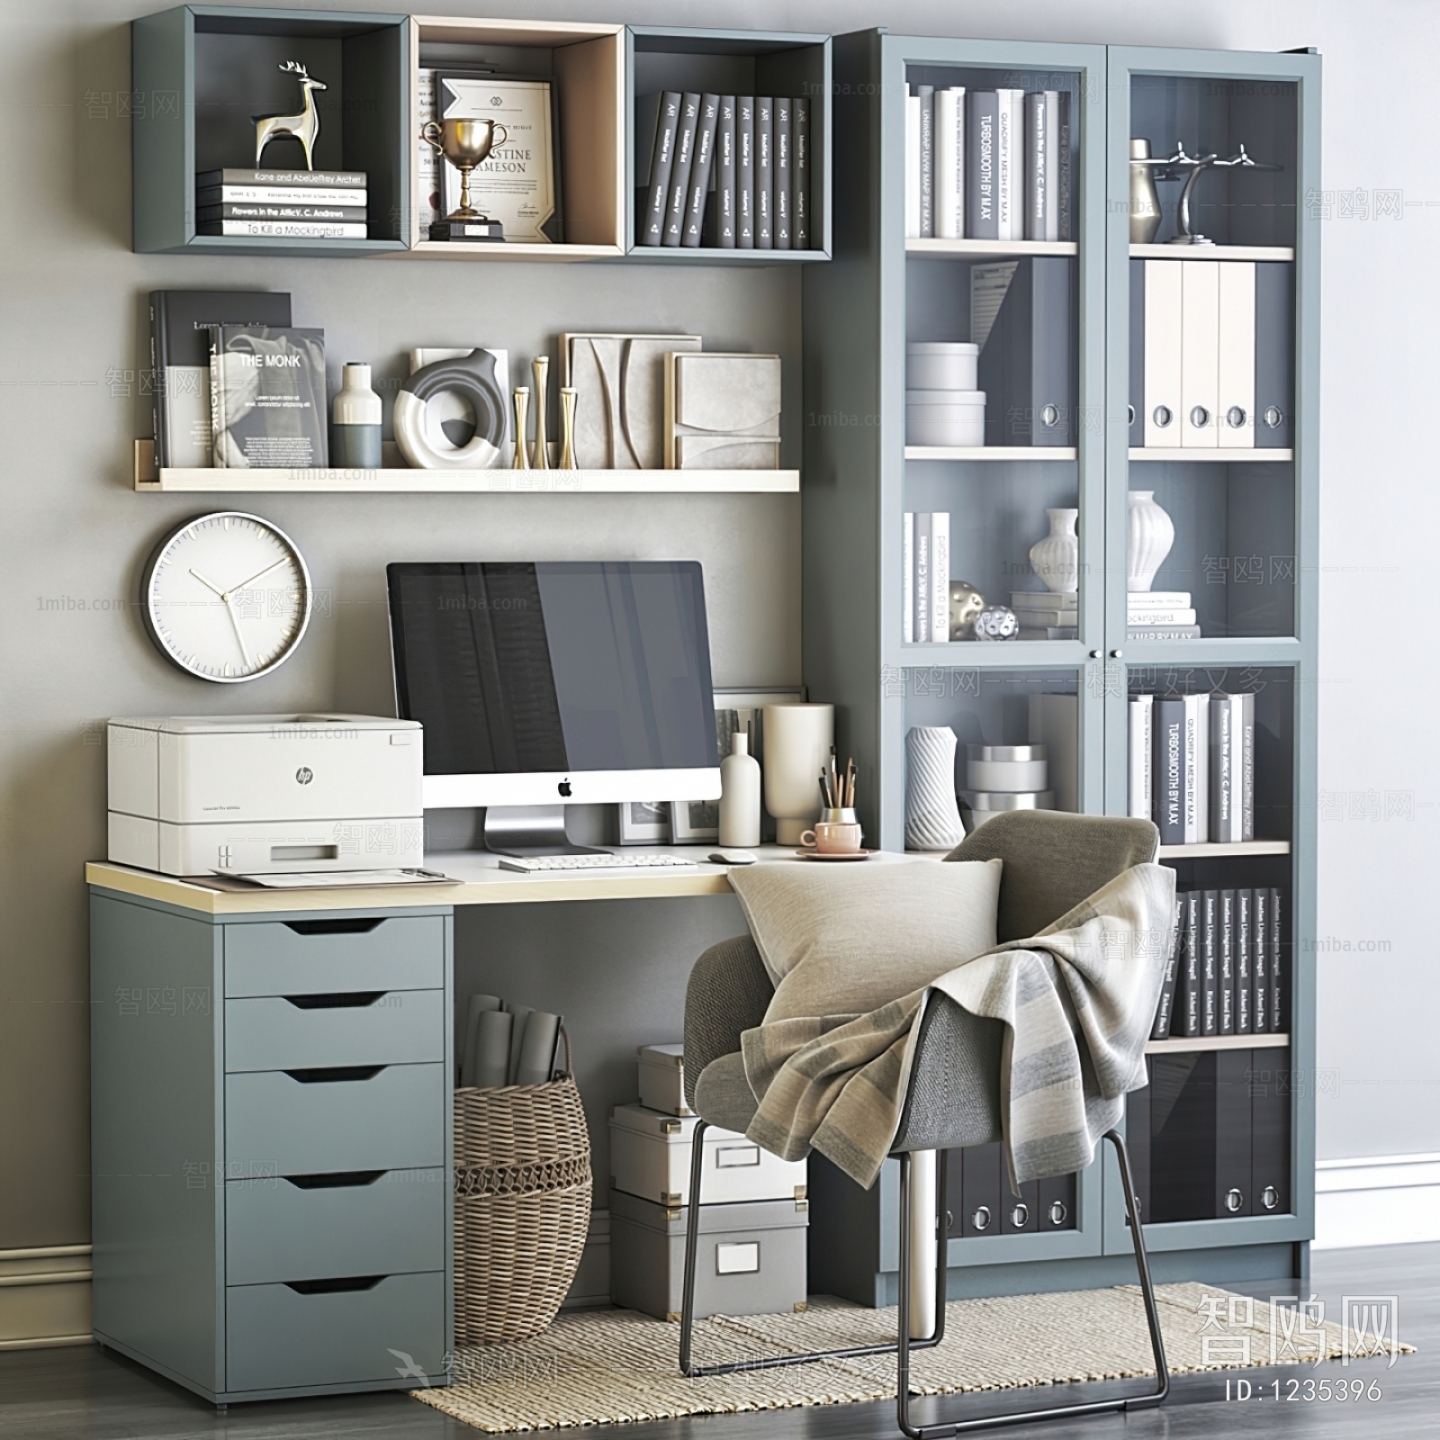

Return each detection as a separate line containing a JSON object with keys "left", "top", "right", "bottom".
{"left": 1011, "top": 591, "right": 1076, "bottom": 640}
{"left": 195, "top": 169, "right": 369, "bottom": 240}
{"left": 1129, "top": 691, "right": 1256, "bottom": 844}
{"left": 1128, "top": 590, "right": 1200, "bottom": 640}
{"left": 635, "top": 93, "right": 812, "bottom": 249}
{"left": 1150, "top": 887, "right": 1286, "bottom": 1040}
{"left": 902, "top": 512, "right": 951, "bottom": 642}
{"left": 905, "top": 85, "right": 1071, "bottom": 241}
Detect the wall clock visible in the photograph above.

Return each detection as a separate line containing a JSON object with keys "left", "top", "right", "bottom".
{"left": 140, "top": 512, "right": 312, "bottom": 682}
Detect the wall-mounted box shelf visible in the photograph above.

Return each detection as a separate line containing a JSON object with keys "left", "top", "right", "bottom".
{"left": 906, "top": 239, "right": 1078, "bottom": 258}
{"left": 905, "top": 446, "right": 1078, "bottom": 462}
{"left": 626, "top": 28, "right": 831, "bottom": 260}
{"left": 133, "top": 6, "right": 410, "bottom": 255}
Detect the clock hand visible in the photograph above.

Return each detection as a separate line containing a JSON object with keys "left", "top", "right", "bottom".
{"left": 225, "top": 597, "right": 254, "bottom": 669}
{"left": 230, "top": 556, "right": 290, "bottom": 595}
{"left": 189, "top": 567, "right": 229, "bottom": 599}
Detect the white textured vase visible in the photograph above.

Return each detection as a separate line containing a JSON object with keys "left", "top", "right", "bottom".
{"left": 1127, "top": 491, "right": 1175, "bottom": 592}
{"left": 763, "top": 704, "right": 834, "bottom": 846}
{"left": 1028, "top": 508, "right": 1080, "bottom": 594}
{"left": 905, "top": 727, "right": 965, "bottom": 852}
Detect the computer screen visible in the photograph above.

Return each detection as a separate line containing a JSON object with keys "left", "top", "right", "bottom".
{"left": 387, "top": 561, "right": 720, "bottom": 809}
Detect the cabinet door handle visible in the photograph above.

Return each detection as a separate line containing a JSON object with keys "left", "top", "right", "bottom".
{"left": 284, "top": 1171, "right": 387, "bottom": 1189}
{"left": 283, "top": 992, "right": 386, "bottom": 1010}
{"left": 284, "top": 1274, "right": 385, "bottom": 1295}
{"left": 283, "top": 918, "right": 385, "bottom": 936}
{"left": 283, "top": 1065, "right": 385, "bottom": 1084}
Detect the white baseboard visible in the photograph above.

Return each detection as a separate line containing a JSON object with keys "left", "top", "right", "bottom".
{"left": 1314, "top": 1153, "right": 1440, "bottom": 1250}
{"left": 0, "top": 1245, "right": 92, "bottom": 1350}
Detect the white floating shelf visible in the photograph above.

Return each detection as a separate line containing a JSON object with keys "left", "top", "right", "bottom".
{"left": 1157, "top": 840, "right": 1291, "bottom": 859}
{"left": 907, "top": 238, "right": 1078, "bottom": 257}
{"left": 1130, "top": 448, "right": 1293, "bottom": 463}
{"left": 1146, "top": 1033, "right": 1290, "bottom": 1055}
{"left": 401, "top": 240, "right": 625, "bottom": 263}
{"left": 906, "top": 446, "right": 1077, "bottom": 462}
{"left": 1129, "top": 243, "right": 1294, "bottom": 261}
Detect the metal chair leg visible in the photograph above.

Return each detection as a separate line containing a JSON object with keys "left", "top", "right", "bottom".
{"left": 680, "top": 1137, "right": 947, "bottom": 1379}
{"left": 896, "top": 1131, "right": 1169, "bottom": 1437}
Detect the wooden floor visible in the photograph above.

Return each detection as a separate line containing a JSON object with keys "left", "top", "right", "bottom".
{"left": 1, "top": 1243, "right": 1432, "bottom": 1439}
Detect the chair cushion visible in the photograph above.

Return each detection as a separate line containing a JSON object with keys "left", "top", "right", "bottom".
{"left": 683, "top": 935, "right": 775, "bottom": 1110}
{"left": 728, "top": 858, "right": 1003, "bottom": 1024}
{"left": 693, "top": 1052, "right": 760, "bottom": 1133}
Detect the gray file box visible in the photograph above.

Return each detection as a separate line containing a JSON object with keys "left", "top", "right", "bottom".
{"left": 608, "top": 1190, "right": 808, "bottom": 1321}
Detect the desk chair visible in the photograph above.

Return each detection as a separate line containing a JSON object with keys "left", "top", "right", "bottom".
{"left": 679, "top": 810, "right": 1170, "bottom": 1437}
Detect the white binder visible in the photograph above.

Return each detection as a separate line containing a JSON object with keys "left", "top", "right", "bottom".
{"left": 1143, "top": 261, "right": 1183, "bottom": 448}
{"left": 1217, "top": 261, "right": 1256, "bottom": 449}
{"left": 1180, "top": 260, "right": 1220, "bottom": 449}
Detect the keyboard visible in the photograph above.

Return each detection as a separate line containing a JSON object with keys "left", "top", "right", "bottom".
{"left": 497, "top": 852, "right": 699, "bottom": 874}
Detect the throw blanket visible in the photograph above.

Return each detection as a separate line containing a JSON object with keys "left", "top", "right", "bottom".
{"left": 740, "top": 862, "right": 1176, "bottom": 1190}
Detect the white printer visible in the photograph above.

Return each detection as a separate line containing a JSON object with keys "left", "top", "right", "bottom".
{"left": 107, "top": 715, "right": 424, "bottom": 877}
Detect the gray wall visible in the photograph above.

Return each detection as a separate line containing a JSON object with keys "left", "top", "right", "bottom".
{"left": 0, "top": 0, "right": 1431, "bottom": 1251}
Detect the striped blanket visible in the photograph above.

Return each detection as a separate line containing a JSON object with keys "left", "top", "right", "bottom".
{"left": 740, "top": 863, "right": 1176, "bottom": 1190}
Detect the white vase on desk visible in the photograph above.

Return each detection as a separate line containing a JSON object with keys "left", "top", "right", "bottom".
{"left": 762, "top": 703, "right": 834, "bottom": 846}
{"left": 718, "top": 730, "right": 762, "bottom": 848}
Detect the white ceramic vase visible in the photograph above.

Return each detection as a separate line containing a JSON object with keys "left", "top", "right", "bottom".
{"left": 1127, "top": 490, "right": 1175, "bottom": 592}
{"left": 762, "top": 703, "right": 834, "bottom": 845}
{"left": 718, "top": 730, "right": 762, "bottom": 848}
{"left": 905, "top": 726, "right": 965, "bottom": 852}
{"left": 1028, "top": 508, "right": 1080, "bottom": 594}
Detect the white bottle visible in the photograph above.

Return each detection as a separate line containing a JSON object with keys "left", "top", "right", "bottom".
{"left": 719, "top": 730, "right": 762, "bottom": 848}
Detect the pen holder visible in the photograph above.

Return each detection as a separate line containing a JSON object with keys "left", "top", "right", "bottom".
{"left": 817, "top": 807, "right": 859, "bottom": 825}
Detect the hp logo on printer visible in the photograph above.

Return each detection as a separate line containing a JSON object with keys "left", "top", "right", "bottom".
{"left": 296, "top": 767, "right": 314, "bottom": 785}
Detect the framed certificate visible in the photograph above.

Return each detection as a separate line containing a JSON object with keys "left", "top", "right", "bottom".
{"left": 438, "top": 75, "right": 560, "bottom": 243}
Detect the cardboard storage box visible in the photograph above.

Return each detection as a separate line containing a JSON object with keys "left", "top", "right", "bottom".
{"left": 637, "top": 1042, "right": 691, "bottom": 1116}
{"left": 609, "top": 1189, "right": 808, "bottom": 1321}
{"left": 609, "top": 1103, "right": 806, "bottom": 1207}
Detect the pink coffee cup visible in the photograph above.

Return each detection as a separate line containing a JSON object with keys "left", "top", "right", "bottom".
{"left": 800, "top": 821, "right": 863, "bottom": 854}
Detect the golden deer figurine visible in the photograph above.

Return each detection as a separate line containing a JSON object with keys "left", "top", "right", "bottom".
{"left": 253, "top": 61, "right": 327, "bottom": 171}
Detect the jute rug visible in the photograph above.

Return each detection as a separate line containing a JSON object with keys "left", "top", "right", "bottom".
{"left": 414, "top": 1283, "right": 1411, "bottom": 1432}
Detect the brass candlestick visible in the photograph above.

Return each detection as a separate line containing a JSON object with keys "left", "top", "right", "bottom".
{"left": 559, "top": 387, "right": 578, "bottom": 469}
{"left": 512, "top": 387, "right": 530, "bottom": 470}
{"left": 531, "top": 356, "right": 550, "bottom": 469}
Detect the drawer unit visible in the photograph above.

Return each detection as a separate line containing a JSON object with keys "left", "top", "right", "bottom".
{"left": 225, "top": 990, "right": 445, "bottom": 1072}
{"left": 610, "top": 1103, "right": 807, "bottom": 1206}
{"left": 226, "top": 1169, "right": 445, "bottom": 1285}
{"left": 609, "top": 1190, "right": 808, "bottom": 1321}
{"left": 226, "top": 1063, "right": 446, "bottom": 1175}
{"left": 224, "top": 915, "right": 446, "bottom": 998}
{"left": 226, "top": 1271, "right": 445, "bottom": 1393}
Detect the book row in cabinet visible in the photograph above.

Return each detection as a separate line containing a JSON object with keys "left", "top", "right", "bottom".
{"left": 131, "top": 8, "right": 830, "bottom": 260}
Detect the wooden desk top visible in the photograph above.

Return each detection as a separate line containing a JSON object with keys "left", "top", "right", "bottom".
{"left": 86, "top": 847, "right": 912, "bottom": 916}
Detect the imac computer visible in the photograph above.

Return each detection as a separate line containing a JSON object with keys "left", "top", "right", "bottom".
{"left": 386, "top": 561, "right": 720, "bottom": 856}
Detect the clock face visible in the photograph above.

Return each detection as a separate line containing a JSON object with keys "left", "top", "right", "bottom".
{"left": 142, "top": 512, "right": 312, "bottom": 682}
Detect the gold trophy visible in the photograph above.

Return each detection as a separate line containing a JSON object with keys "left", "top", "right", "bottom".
{"left": 421, "top": 118, "right": 508, "bottom": 242}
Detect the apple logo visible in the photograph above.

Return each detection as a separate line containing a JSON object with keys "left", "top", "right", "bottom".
{"left": 558, "top": 779, "right": 572, "bottom": 797}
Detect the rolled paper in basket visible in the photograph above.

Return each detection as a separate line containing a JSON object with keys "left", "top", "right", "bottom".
{"left": 475, "top": 1009, "right": 513, "bottom": 1089}
{"left": 516, "top": 1011, "right": 561, "bottom": 1085}
{"left": 506, "top": 1005, "right": 534, "bottom": 1085}
{"left": 461, "top": 994, "right": 502, "bottom": 1087}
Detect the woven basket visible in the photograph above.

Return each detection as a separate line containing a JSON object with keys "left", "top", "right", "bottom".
{"left": 454, "top": 1028, "right": 592, "bottom": 1346}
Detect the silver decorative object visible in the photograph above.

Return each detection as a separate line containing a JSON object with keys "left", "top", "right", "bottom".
{"left": 512, "top": 387, "right": 531, "bottom": 470}
{"left": 1130, "top": 140, "right": 1281, "bottom": 246}
{"left": 254, "top": 61, "right": 327, "bottom": 171}
{"left": 531, "top": 356, "right": 550, "bottom": 469}
{"left": 1128, "top": 139, "right": 1164, "bottom": 243}
{"left": 974, "top": 605, "right": 1020, "bottom": 642}
{"left": 905, "top": 726, "right": 965, "bottom": 852}
{"left": 949, "top": 580, "right": 985, "bottom": 641}
{"left": 559, "top": 387, "right": 578, "bottom": 469}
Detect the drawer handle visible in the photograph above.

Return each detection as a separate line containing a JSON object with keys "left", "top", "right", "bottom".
{"left": 284, "top": 1171, "right": 386, "bottom": 1190}
{"left": 283, "top": 1065, "right": 385, "bottom": 1084}
{"left": 284, "top": 1274, "right": 385, "bottom": 1295}
{"left": 283, "top": 992, "right": 386, "bottom": 1010}
{"left": 283, "top": 918, "right": 385, "bottom": 936}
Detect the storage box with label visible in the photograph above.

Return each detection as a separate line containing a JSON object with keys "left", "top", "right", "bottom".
{"left": 637, "top": 1042, "right": 690, "bottom": 1116}
{"left": 608, "top": 1190, "right": 808, "bottom": 1321}
{"left": 609, "top": 1103, "right": 806, "bottom": 1207}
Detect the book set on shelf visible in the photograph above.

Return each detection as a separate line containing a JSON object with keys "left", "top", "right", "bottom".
{"left": 196, "top": 168, "right": 368, "bottom": 241}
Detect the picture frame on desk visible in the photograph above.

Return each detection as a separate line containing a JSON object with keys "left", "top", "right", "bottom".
{"left": 669, "top": 799, "right": 719, "bottom": 844}
{"left": 618, "top": 800, "right": 670, "bottom": 844}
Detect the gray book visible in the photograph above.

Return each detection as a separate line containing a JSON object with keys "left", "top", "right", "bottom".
{"left": 966, "top": 91, "right": 1001, "bottom": 239}
{"left": 716, "top": 95, "right": 737, "bottom": 247}
{"left": 1057, "top": 91, "right": 1073, "bottom": 241}
{"left": 1153, "top": 698, "right": 1186, "bottom": 844}
{"left": 774, "top": 96, "right": 792, "bottom": 249}
{"left": 737, "top": 96, "right": 755, "bottom": 248}
{"left": 917, "top": 85, "right": 934, "bottom": 237}
{"left": 755, "top": 97, "right": 773, "bottom": 248}
{"left": 1201, "top": 889, "right": 1219, "bottom": 1037}
{"left": 1253, "top": 888, "right": 1270, "bottom": 1033}
{"left": 793, "top": 97, "right": 810, "bottom": 249}
{"left": 1236, "top": 889, "right": 1253, "bottom": 1034}
{"left": 1024, "top": 91, "right": 1061, "bottom": 241}
{"left": 663, "top": 93, "right": 700, "bottom": 247}
{"left": 636, "top": 91, "right": 681, "bottom": 246}
{"left": 682, "top": 94, "right": 720, "bottom": 247}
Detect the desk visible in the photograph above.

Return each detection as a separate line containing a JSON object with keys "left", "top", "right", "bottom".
{"left": 87, "top": 848, "right": 912, "bottom": 1406}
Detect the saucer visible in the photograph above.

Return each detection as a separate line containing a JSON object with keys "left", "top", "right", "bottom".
{"left": 795, "top": 848, "right": 875, "bottom": 861}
